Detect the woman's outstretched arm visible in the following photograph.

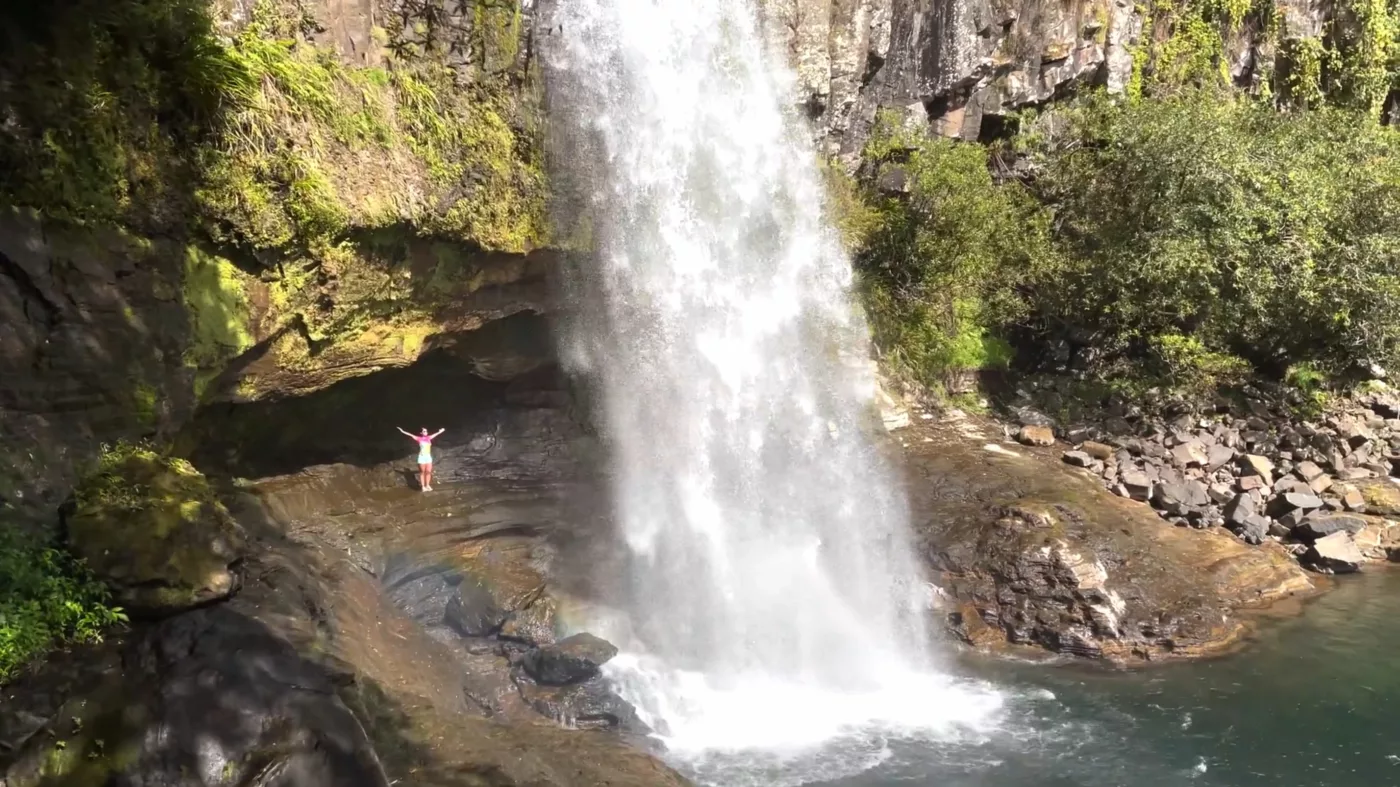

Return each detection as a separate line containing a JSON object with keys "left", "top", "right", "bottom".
{"left": 396, "top": 427, "right": 414, "bottom": 438}
{"left": 430, "top": 428, "right": 446, "bottom": 439}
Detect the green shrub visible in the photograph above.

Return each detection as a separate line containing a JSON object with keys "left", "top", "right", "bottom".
{"left": 1018, "top": 92, "right": 1400, "bottom": 382}
{"left": 855, "top": 112, "right": 1054, "bottom": 392}
{"left": 0, "top": 527, "right": 126, "bottom": 684}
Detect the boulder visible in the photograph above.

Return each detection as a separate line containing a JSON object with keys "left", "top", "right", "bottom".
{"left": 1240, "top": 454, "right": 1275, "bottom": 486}
{"left": 65, "top": 447, "right": 245, "bottom": 615}
{"left": 1171, "top": 442, "right": 1208, "bottom": 467}
{"left": 907, "top": 431, "right": 1313, "bottom": 663}
{"left": 1267, "top": 492, "right": 1324, "bottom": 517}
{"left": 1153, "top": 480, "right": 1210, "bottom": 516}
{"left": 445, "top": 560, "right": 546, "bottom": 638}
{"left": 1081, "top": 441, "right": 1115, "bottom": 460}
{"left": 1353, "top": 520, "right": 1400, "bottom": 561}
{"left": 1120, "top": 470, "right": 1154, "bottom": 501}
{"left": 1223, "top": 493, "right": 1256, "bottom": 527}
{"left": 1017, "top": 425, "right": 1055, "bottom": 446}
{"left": 1205, "top": 444, "right": 1235, "bottom": 472}
{"left": 521, "top": 633, "right": 619, "bottom": 686}
{"left": 1340, "top": 485, "right": 1368, "bottom": 512}
{"left": 1304, "top": 531, "right": 1365, "bottom": 574}
{"left": 1293, "top": 513, "right": 1368, "bottom": 542}
{"left": 500, "top": 594, "right": 560, "bottom": 647}
{"left": 1015, "top": 407, "right": 1056, "bottom": 428}
{"left": 516, "top": 676, "right": 648, "bottom": 733}
{"left": 1062, "top": 450, "right": 1095, "bottom": 468}
{"left": 1295, "top": 461, "right": 1325, "bottom": 482}
{"left": 1235, "top": 513, "right": 1272, "bottom": 545}
{"left": 1238, "top": 474, "right": 1268, "bottom": 493}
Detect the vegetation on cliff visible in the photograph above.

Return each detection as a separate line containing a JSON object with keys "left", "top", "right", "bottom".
{"left": 851, "top": 91, "right": 1400, "bottom": 400}
{"left": 837, "top": 0, "right": 1400, "bottom": 403}
{"left": 0, "top": 0, "right": 547, "bottom": 404}
{"left": 0, "top": 0, "right": 544, "bottom": 250}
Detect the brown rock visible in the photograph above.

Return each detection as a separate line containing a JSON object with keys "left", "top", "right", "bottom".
{"left": 1121, "top": 471, "right": 1153, "bottom": 501}
{"left": 1353, "top": 519, "right": 1400, "bottom": 561}
{"left": 1341, "top": 485, "right": 1368, "bottom": 512}
{"left": 1171, "top": 442, "right": 1209, "bottom": 467}
{"left": 1017, "top": 425, "right": 1055, "bottom": 446}
{"left": 1238, "top": 475, "right": 1267, "bottom": 492}
{"left": 1062, "top": 450, "right": 1095, "bottom": 468}
{"left": 1295, "top": 461, "right": 1325, "bottom": 482}
{"left": 1240, "top": 454, "right": 1275, "bottom": 485}
{"left": 1081, "top": 441, "right": 1115, "bottom": 460}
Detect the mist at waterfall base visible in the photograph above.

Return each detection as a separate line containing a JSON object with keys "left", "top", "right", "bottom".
{"left": 540, "top": 0, "right": 1002, "bottom": 782}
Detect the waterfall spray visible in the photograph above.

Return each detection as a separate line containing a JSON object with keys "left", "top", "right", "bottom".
{"left": 542, "top": 0, "right": 1001, "bottom": 782}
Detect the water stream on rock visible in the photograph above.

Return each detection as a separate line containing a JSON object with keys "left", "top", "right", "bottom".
{"left": 541, "top": 0, "right": 1002, "bottom": 783}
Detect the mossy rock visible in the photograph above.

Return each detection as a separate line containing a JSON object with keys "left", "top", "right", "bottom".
{"left": 1352, "top": 478, "right": 1400, "bottom": 516}
{"left": 67, "top": 447, "right": 245, "bottom": 615}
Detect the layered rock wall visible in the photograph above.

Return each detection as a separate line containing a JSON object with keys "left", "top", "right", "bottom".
{"left": 759, "top": 0, "right": 1330, "bottom": 154}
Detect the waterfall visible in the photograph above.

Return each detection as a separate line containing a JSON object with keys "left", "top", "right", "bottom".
{"left": 541, "top": 0, "right": 1001, "bottom": 781}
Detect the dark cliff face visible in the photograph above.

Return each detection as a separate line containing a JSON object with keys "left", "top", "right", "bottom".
{"left": 0, "top": 212, "right": 199, "bottom": 523}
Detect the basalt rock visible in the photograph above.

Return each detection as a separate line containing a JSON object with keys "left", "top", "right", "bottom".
{"left": 521, "top": 633, "right": 619, "bottom": 686}
{"left": 1305, "top": 531, "right": 1365, "bottom": 574}
{"left": 1293, "top": 513, "right": 1368, "bottom": 542}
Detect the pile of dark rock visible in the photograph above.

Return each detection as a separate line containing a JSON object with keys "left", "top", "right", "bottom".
{"left": 382, "top": 554, "right": 646, "bottom": 732}
{"left": 1010, "top": 385, "right": 1400, "bottom": 573}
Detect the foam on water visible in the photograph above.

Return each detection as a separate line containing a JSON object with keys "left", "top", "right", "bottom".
{"left": 540, "top": 0, "right": 1005, "bottom": 781}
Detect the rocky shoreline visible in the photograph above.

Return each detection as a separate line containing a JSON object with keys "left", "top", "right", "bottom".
{"left": 1005, "top": 384, "right": 1400, "bottom": 576}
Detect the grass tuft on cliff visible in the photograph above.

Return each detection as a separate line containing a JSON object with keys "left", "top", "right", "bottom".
{"left": 0, "top": 0, "right": 547, "bottom": 255}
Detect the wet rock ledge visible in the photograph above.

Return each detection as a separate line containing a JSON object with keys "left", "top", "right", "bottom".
{"left": 896, "top": 411, "right": 1316, "bottom": 663}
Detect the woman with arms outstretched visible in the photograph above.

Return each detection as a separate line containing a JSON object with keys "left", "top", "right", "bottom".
{"left": 398, "top": 427, "right": 445, "bottom": 490}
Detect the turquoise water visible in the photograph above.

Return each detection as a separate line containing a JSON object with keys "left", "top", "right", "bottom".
{"left": 819, "top": 570, "right": 1400, "bottom": 787}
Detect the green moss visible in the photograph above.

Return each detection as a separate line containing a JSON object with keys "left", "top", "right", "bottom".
{"left": 131, "top": 382, "right": 158, "bottom": 428}
{"left": 68, "top": 443, "right": 241, "bottom": 614}
{"left": 0, "top": 0, "right": 244, "bottom": 227}
{"left": 182, "top": 247, "right": 253, "bottom": 383}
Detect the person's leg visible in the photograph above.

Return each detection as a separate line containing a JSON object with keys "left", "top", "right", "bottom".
{"left": 419, "top": 463, "right": 428, "bottom": 491}
{"left": 425, "top": 463, "right": 433, "bottom": 490}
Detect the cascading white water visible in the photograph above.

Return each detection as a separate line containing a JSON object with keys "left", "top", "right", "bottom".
{"left": 541, "top": 0, "right": 1002, "bottom": 782}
